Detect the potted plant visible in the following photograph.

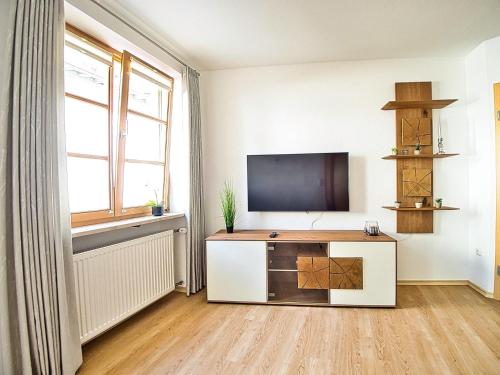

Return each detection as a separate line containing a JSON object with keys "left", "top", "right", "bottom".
{"left": 391, "top": 147, "right": 398, "bottom": 156}
{"left": 434, "top": 198, "right": 443, "bottom": 208}
{"left": 394, "top": 200, "right": 401, "bottom": 208}
{"left": 146, "top": 199, "right": 164, "bottom": 216}
{"left": 220, "top": 181, "right": 236, "bottom": 233}
{"left": 145, "top": 186, "right": 164, "bottom": 216}
{"left": 415, "top": 198, "right": 424, "bottom": 209}
{"left": 414, "top": 143, "right": 422, "bottom": 155}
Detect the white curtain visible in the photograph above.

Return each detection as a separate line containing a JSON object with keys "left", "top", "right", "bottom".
{"left": 184, "top": 67, "right": 206, "bottom": 295}
{"left": 0, "top": 0, "right": 82, "bottom": 374}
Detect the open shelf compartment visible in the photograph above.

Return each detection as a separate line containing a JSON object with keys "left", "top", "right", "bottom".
{"left": 267, "top": 242, "right": 329, "bottom": 304}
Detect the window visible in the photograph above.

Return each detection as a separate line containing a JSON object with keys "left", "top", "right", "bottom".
{"left": 64, "top": 26, "right": 173, "bottom": 227}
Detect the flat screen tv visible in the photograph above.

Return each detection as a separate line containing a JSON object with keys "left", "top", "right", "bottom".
{"left": 247, "top": 152, "right": 349, "bottom": 212}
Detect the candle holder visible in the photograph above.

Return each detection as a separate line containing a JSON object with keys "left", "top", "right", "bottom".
{"left": 438, "top": 137, "right": 445, "bottom": 154}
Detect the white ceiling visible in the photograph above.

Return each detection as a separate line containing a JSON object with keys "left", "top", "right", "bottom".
{"left": 100, "top": 0, "right": 500, "bottom": 70}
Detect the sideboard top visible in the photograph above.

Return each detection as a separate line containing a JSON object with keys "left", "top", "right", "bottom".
{"left": 206, "top": 230, "right": 396, "bottom": 242}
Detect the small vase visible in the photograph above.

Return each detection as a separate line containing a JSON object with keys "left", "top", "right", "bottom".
{"left": 414, "top": 150, "right": 421, "bottom": 155}
{"left": 395, "top": 202, "right": 401, "bottom": 208}
{"left": 226, "top": 226, "right": 234, "bottom": 233}
{"left": 151, "top": 205, "right": 164, "bottom": 216}
{"left": 415, "top": 202, "right": 423, "bottom": 208}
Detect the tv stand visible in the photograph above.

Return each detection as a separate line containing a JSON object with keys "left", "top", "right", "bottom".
{"left": 206, "top": 230, "right": 397, "bottom": 307}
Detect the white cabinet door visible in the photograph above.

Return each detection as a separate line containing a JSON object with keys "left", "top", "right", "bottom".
{"left": 207, "top": 241, "right": 267, "bottom": 303}
{"left": 329, "top": 242, "right": 396, "bottom": 306}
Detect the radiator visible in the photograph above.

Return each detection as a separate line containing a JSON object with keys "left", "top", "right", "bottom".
{"left": 73, "top": 231, "right": 175, "bottom": 343}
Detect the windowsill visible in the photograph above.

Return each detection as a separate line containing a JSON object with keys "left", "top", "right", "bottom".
{"left": 71, "top": 213, "right": 185, "bottom": 238}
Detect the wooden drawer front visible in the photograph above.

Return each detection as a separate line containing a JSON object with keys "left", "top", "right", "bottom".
{"left": 329, "top": 257, "right": 363, "bottom": 289}
{"left": 297, "top": 257, "right": 329, "bottom": 289}
{"left": 329, "top": 242, "right": 396, "bottom": 306}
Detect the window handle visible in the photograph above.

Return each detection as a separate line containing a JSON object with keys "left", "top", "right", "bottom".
{"left": 121, "top": 119, "right": 128, "bottom": 137}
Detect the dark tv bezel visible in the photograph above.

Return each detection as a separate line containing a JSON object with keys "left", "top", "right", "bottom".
{"left": 246, "top": 152, "right": 350, "bottom": 212}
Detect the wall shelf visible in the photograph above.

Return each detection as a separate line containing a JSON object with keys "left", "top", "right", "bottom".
{"left": 381, "top": 99, "right": 457, "bottom": 110}
{"left": 382, "top": 206, "right": 460, "bottom": 211}
{"left": 382, "top": 153, "right": 459, "bottom": 160}
{"left": 381, "top": 82, "right": 460, "bottom": 233}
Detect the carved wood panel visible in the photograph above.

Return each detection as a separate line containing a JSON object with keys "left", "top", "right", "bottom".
{"left": 297, "top": 257, "right": 329, "bottom": 289}
{"left": 403, "top": 168, "right": 432, "bottom": 197}
{"left": 401, "top": 118, "right": 432, "bottom": 146}
{"left": 395, "top": 82, "right": 434, "bottom": 233}
{"left": 329, "top": 257, "right": 363, "bottom": 289}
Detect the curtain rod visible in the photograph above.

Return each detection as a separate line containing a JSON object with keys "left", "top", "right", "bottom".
{"left": 89, "top": 0, "right": 196, "bottom": 72}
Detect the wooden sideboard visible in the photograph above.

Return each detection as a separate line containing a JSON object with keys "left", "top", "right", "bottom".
{"left": 206, "top": 230, "right": 397, "bottom": 307}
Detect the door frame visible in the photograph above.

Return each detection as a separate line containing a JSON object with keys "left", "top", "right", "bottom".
{"left": 494, "top": 82, "right": 500, "bottom": 300}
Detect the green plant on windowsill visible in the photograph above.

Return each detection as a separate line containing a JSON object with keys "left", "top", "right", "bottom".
{"left": 145, "top": 187, "right": 164, "bottom": 216}
{"left": 220, "top": 181, "right": 236, "bottom": 233}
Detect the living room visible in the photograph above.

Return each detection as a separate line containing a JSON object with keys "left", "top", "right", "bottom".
{"left": 0, "top": 1, "right": 499, "bottom": 374}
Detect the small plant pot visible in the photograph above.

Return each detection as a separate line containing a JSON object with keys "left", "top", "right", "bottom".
{"left": 434, "top": 202, "right": 443, "bottom": 208}
{"left": 151, "top": 205, "right": 164, "bottom": 216}
{"left": 226, "top": 226, "right": 234, "bottom": 234}
{"left": 415, "top": 202, "right": 423, "bottom": 209}
{"left": 414, "top": 150, "right": 421, "bottom": 155}
{"left": 392, "top": 150, "right": 398, "bottom": 156}
{"left": 394, "top": 202, "right": 401, "bottom": 208}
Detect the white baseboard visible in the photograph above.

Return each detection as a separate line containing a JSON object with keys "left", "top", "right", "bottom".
{"left": 397, "top": 280, "right": 494, "bottom": 298}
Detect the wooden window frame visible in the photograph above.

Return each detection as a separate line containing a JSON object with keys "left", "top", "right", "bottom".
{"left": 65, "top": 25, "right": 174, "bottom": 227}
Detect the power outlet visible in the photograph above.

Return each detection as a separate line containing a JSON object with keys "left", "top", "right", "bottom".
{"left": 475, "top": 248, "right": 482, "bottom": 256}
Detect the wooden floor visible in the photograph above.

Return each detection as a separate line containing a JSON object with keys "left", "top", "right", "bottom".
{"left": 78, "top": 286, "right": 500, "bottom": 375}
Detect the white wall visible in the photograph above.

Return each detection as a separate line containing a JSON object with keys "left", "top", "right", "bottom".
{"left": 200, "top": 57, "right": 470, "bottom": 281}
{"left": 465, "top": 36, "right": 500, "bottom": 293}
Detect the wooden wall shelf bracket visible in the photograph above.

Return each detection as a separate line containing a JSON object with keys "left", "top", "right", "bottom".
{"left": 382, "top": 153, "right": 459, "bottom": 160}
{"left": 381, "top": 99, "right": 457, "bottom": 110}
{"left": 382, "top": 206, "right": 460, "bottom": 211}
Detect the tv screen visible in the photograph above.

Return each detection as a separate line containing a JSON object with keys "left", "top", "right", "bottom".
{"left": 247, "top": 152, "right": 349, "bottom": 212}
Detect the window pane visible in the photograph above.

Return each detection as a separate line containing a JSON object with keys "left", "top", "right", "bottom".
{"left": 128, "top": 71, "right": 168, "bottom": 121}
{"left": 67, "top": 157, "right": 110, "bottom": 212}
{"left": 65, "top": 97, "right": 109, "bottom": 156}
{"left": 64, "top": 45, "right": 109, "bottom": 103}
{"left": 125, "top": 113, "right": 166, "bottom": 162}
{"left": 123, "top": 162, "right": 164, "bottom": 208}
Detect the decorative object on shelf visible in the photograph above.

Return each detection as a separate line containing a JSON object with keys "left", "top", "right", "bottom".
{"left": 329, "top": 257, "right": 363, "bottom": 289}
{"left": 414, "top": 142, "right": 422, "bottom": 155}
{"left": 403, "top": 168, "right": 432, "bottom": 196}
{"left": 401, "top": 148, "right": 409, "bottom": 155}
{"left": 437, "top": 117, "right": 445, "bottom": 154}
{"left": 434, "top": 198, "right": 443, "bottom": 208}
{"left": 220, "top": 181, "right": 236, "bottom": 233}
{"left": 402, "top": 118, "right": 432, "bottom": 146}
{"left": 364, "top": 221, "right": 380, "bottom": 236}
{"left": 394, "top": 201, "right": 401, "bottom": 208}
{"left": 415, "top": 198, "right": 424, "bottom": 209}
{"left": 145, "top": 186, "right": 164, "bottom": 216}
{"left": 391, "top": 147, "right": 398, "bottom": 155}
